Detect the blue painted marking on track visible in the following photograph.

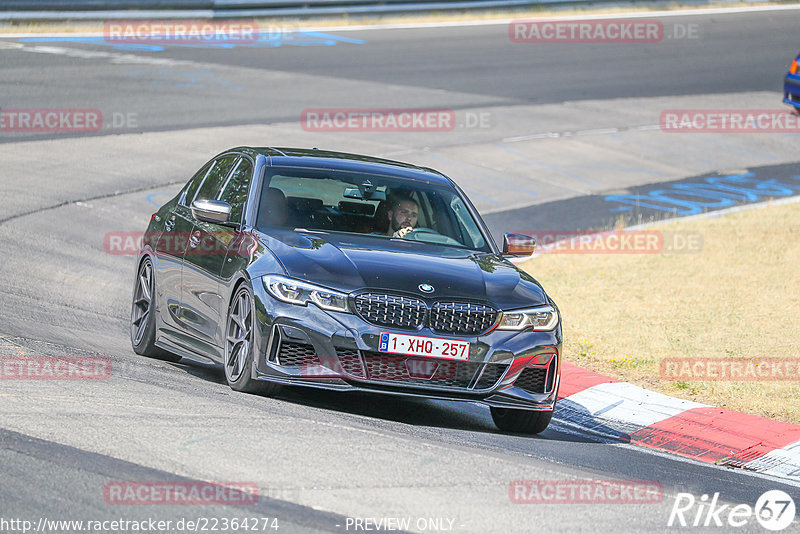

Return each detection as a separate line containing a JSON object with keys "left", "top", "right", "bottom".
{"left": 147, "top": 193, "right": 171, "bottom": 207}
{"left": 20, "top": 36, "right": 166, "bottom": 52}
{"left": 295, "top": 31, "right": 366, "bottom": 45}
{"left": 604, "top": 172, "right": 800, "bottom": 215}
{"left": 19, "top": 31, "right": 365, "bottom": 52}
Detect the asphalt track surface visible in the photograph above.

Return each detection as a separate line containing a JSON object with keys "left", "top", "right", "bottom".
{"left": 1, "top": 7, "right": 800, "bottom": 533}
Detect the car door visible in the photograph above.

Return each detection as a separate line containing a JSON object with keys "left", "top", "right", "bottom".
{"left": 207, "top": 156, "right": 256, "bottom": 347}
{"left": 151, "top": 159, "right": 213, "bottom": 332}
{"left": 178, "top": 154, "right": 241, "bottom": 356}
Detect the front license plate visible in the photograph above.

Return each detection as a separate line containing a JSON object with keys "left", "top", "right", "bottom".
{"left": 378, "top": 332, "right": 470, "bottom": 361}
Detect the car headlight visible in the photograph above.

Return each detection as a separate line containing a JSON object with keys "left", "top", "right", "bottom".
{"left": 263, "top": 275, "right": 350, "bottom": 313}
{"left": 496, "top": 305, "right": 558, "bottom": 331}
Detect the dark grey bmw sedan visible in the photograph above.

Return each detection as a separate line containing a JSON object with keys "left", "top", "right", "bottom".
{"left": 131, "top": 147, "right": 562, "bottom": 433}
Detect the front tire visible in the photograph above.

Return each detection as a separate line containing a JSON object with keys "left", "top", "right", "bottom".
{"left": 490, "top": 406, "right": 553, "bottom": 434}
{"left": 224, "top": 285, "right": 279, "bottom": 395}
{"left": 130, "top": 258, "right": 181, "bottom": 362}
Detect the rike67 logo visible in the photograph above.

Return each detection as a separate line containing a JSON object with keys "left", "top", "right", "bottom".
{"left": 668, "top": 490, "right": 796, "bottom": 531}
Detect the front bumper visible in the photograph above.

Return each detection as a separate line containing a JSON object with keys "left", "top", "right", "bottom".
{"left": 250, "top": 279, "right": 561, "bottom": 411}
{"left": 784, "top": 74, "right": 800, "bottom": 110}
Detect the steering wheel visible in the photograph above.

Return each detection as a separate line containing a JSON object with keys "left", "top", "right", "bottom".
{"left": 403, "top": 227, "right": 440, "bottom": 240}
{"left": 403, "top": 227, "right": 463, "bottom": 247}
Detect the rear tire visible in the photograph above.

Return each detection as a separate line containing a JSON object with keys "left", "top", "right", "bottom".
{"left": 130, "top": 258, "right": 181, "bottom": 363}
{"left": 224, "top": 285, "right": 280, "bottom": 396}
{"left": 490, "top": 406, "right": 553, "bottom": 434}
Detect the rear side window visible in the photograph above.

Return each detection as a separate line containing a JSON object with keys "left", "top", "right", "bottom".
{"left": 217, "top": 158, "right": 253, "bottom": 224}
{"left": 192, "top": 156, "right": 237, "bottom": 205}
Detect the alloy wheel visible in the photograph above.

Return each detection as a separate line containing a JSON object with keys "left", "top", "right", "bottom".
{"left": 225, "top": 289, "right": 253, "bottom": 383}
{"left": 131, "top": 260, "right": 153, "bottom": 346}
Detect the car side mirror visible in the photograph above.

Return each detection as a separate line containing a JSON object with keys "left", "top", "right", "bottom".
{"left": 503, "top": 233, "right": 536, "bottom": 256}
{"left": 191, "top": 199, "right": 232, "bottom": 225}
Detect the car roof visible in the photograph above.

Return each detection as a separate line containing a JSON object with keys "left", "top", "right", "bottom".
{"left": 221, "top": 146, "right": 455, "bottom": 186}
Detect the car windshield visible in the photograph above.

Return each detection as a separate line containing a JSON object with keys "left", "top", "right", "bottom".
{"left": 256, "top": 166, "right": 491, "bottom": 252}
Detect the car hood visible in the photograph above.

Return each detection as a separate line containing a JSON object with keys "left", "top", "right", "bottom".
{"left": 255, "top": 230, "right": 548, "bottom": 310}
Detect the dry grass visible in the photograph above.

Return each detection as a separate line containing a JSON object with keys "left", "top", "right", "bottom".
{"left": 520, "top": 200, "right": 800, "bottom": 424}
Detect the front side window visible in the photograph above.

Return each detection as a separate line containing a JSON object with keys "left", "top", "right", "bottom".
{"left": 255, "top": 167, "right": 491, "bottom": 252}
{"left": 192, "top": 156, "right": 238, "bottom": 205}
{"left": 449, "top": 195, "right": 488, "bottom": 250}
{"left": 181, "top": 160, "right": 214, "bottom": 207}
{"left": 217, "top": 158, "right": 253, "bottom": 224}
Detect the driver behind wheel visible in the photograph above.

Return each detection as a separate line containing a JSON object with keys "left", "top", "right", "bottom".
{"left": 385, "top": 194, "right": 419, "bottom": 238}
